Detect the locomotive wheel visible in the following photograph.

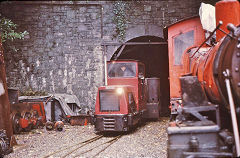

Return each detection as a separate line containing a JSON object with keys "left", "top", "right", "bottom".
{"left": 23, "top": 124, "right": 32, "bottom": 132}
{"left": 23, "top": 111, "right": 32, "bottom": 132}
{"left": 12, "top": 113, "right": 22, "bottom": 134}
{"left": 45, "top": 121, "right": 54, "bottom": 131}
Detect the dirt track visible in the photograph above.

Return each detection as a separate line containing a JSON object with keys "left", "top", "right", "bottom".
{"left": 5, "top": 117, "right": 169, "bottom": 158}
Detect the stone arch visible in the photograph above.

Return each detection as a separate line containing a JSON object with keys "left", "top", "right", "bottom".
{"left": 125, "top": 24, "right": 164, "bottom": 42}
{"left": 105, "top": 24, "right": 164, "bottom": 61}
{"left": 107, "top": 35, "right": 170, "bottom": 115}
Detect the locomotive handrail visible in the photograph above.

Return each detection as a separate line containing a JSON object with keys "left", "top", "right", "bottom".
{"left": 223, "top": 69, "right": 240, "bottom": 157}
{"left": 190, "top": 21, "right": 223, "bottom": 58}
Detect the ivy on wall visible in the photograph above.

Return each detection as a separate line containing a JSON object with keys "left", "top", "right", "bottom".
{"left": 113, "top": 1, "right": 129, "bottom": 42}
{"left": 112, "top": 1, "right": 143, "bottom": 42}
{"left": 0, "top": 14, "right": 29, "bottom": 52}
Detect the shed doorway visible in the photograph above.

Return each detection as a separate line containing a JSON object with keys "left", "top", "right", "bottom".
{"left": 111, "top": 36, "right": 170, "bottom": 116}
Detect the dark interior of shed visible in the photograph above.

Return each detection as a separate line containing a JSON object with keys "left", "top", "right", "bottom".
{"left": 111, "top": 36, "right": 170, "bottom": 116}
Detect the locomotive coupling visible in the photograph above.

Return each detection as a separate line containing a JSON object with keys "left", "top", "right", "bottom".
{"left": 189, "top": 136, "right": 199, "bottom": 152}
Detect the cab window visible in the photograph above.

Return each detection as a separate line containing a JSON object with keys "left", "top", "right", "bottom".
{"left": 108, "top": 62, "right": 136, "bottom": 78}
{"left": 174, "top": 30, "right": 194, "bottom": 65}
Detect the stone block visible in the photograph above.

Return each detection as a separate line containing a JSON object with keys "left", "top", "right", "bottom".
{"left": 144, "top": 5, "right": 152, "bottom": 12}
{"left": 48, "top": 52, "right": 54, "bottom": 57}
{"left": 67, "top": 10, "right": 75, "bottom": 19}
{"left": 53, "top": 16, "right": 60, "bottom": 22}
{"left": 142, "top": 15, "right": 151, "bottom": 20}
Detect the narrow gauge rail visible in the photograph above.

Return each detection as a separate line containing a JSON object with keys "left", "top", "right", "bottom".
{"left": 42, "top": 134, "right": 122, "bottom": 158}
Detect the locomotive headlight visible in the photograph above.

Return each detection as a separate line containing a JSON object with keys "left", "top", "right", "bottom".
{"left": 116, "top": 88, "right": 124, "bottom": 95}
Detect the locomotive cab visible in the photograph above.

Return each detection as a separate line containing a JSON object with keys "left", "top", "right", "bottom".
{"left": 94, "top": 60, "right": 146, "bottom": 132}
{"left": 94, "top": 86, "right": 140, "bottom": 131}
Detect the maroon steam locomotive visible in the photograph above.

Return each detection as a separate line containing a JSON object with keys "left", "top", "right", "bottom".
{"left": 167, "top": 0, "right": 240, "bottom": 157}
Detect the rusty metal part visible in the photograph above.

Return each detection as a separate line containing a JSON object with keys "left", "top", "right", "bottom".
{"left": 19, "top": 94, "right": 82, "bottom": 122}
{"left": 10, "top": 102, "right": 42, "bottom": 133}
{"left": 0, "top": 38, "right": 14, "bottom": 144}
{"left": 69, "top": 114, "right": 92, "bottom": 126}
{"left": 54, "top": 121, "right": 64, "bottom": 131}
{"left": 22, "top": 111, "right": 33, "bottom": 132}
{"left": 11, "top": 112, "right": 22, "bottom": 134}
{"left": 7, "top": 88, "right": 19, "bottom": 104}
{"left": 45, "top": 121, "right": 54, "bottom": 131}
{"left": 70, "top": 119, "right": 82, "bottom": 126}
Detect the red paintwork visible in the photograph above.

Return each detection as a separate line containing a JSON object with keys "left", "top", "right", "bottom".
{"left": 19, "top": 118, "right": 29, "bottom": 128}
{"left": 29, "top": 102, "right": 46, "bottom": 123}
{"left": 95, "top": 86, "right": 132, "bottom": 115}
{"left": 216, "top": 0, "right": 240, "bottom": 41}
{"left": 95, "top": 60, "right": 146, "bottom": 115}
{"left": 201, "top": 43, "right": 222, "bottom": 103}
{"left": 107, "top": 61, "right": 145, "bottom": 112}
{"left": 168, "top": 17, "right": 205, "bottom": 99}
{"left": 108, "top": 78, "right": 144, "bottom": 111}
{"left": 187, "top": 42, "right": 223, "bottom": 103}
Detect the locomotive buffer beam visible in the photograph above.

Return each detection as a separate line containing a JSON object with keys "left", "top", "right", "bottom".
{"left": 183, "top": 105, "right": 220, "bottom": 127}
{"left": 183, "top": 151, "right": 233, "bottom": 158}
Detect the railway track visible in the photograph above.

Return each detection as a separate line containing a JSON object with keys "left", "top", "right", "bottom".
{"left": 42, "top": 134, "right": 123, "bottom": 158}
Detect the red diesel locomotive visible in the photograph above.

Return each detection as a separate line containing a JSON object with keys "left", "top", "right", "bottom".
{"left": 94, "top": 60, "right": 160, "bottom": 132}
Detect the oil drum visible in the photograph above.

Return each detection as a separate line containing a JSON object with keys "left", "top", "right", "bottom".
{"left": 145, "top": 77, "right": 161, "bottom": 103}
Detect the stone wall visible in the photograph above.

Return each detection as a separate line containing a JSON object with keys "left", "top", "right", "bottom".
{"left": 0, "top": 1, "right": 216, "bottom": 109}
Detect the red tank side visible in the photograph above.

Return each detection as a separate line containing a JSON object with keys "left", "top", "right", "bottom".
{"left": 216, "top": 0, "right": 240, "bottom": 41}
{"left": 189, "top": 41, "right": 223, "bottom": 104}
{"left": 202, "top": 42, "right": 222, "bottom": 103}
{"left": 168, "top": 17, "right": 205, "bottom": 99}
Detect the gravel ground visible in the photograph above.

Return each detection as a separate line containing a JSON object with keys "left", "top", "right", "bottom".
{"left": 5, "top": 117, "right": 169, "bottom": 158}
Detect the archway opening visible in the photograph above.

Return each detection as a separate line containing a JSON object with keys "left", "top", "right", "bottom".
{"left": 111, "top": 36, "right": 170, "bottom": 116}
